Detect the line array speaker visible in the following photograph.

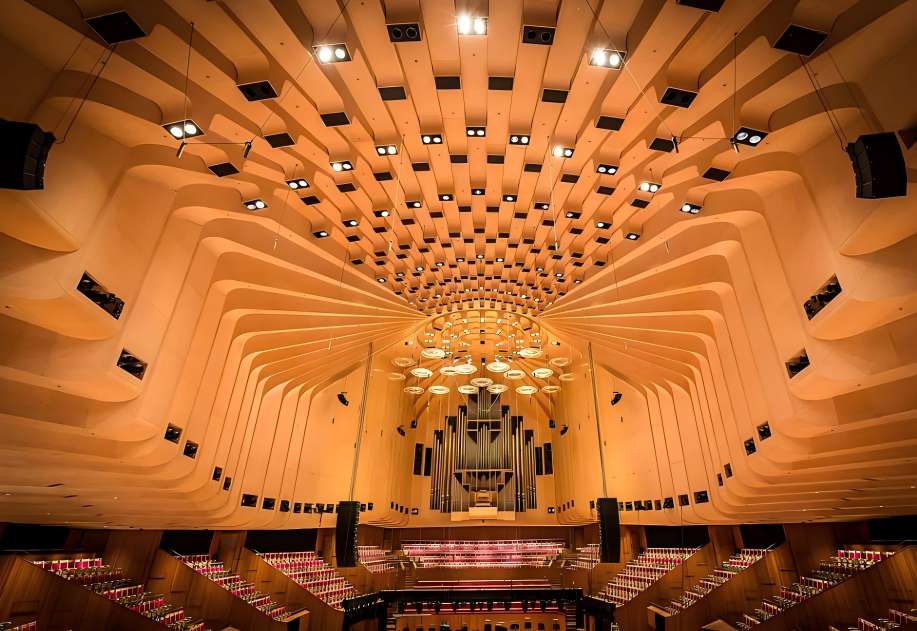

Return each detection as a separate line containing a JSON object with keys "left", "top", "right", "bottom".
{"left": 335, "top": 500, "right": 360, "bottom": 567}
{"left": 0, "top": 120, "right": 55, "bottom": 190}
{"left": 597, "top": 497, "right": 620, "bottom": 563}
{"left": 846, "top": 132, "right": 907, "bottom": 199}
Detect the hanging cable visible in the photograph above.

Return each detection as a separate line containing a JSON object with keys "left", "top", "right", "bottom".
{"left": 54, "top": 43, "right": 115, "bottom": 144}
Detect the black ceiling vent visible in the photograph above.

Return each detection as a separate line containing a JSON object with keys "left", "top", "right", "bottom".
{"left": 320, "top": 112, "right": 350, "bottom": 127}
{"left": 373, "top": 171, "right": 393, "bottom": 181}
{"left": 241, "top": 494, "right": 258, "bottom": 507}
{"left": 786, "top": 349, "right": 810, "bottom": 378}
{"left": 703, "top": 167, "right": 731, "bottom": 181}
{"left": 489, "top": 76, "right": 514, "bottom": 91}
{"left": 596, "top": 186, "right": 615, "bottom": 195}
{"left": 596, "top": 115, "right": 625, "bottom": 131}
{"left": 264, "top": 132, "right": 295, "bottom": 148}
{"left": 117, "top": 349, "right": 147, "bottom": 380}
{"left": 301, "top": 195, "right": 320, "bottom": 205}
{"left": 660, "top": 87, "right": 698, "bottom": 108}
{"left": 522, "top": 25, "right": 555, "bottom": 45}
{"left": 675, "top": 0, "right": 726, "bottom": 11}
{"left": 412, "top": 162, "right": 430, "bottom": 171}
{"left": 435, "top": 76, "right": 461, "bottom": 90}
{"left": 378, "top": 86, "right": 407, "bottom": 101}
{"left": 164, "top": 424, "right": 182, "bottom": 443}
{"left": 237, "top": 80, "right": 277, "bottom": 102}
{"left": 560, "top": 173, "right": 579, "bottom": 183}
{"left": 387, "top": 23, "right": 422, "bottom": 42}
{"left": 649, "top": 137, "right": 676, "bottom": 152}
{"left": 450, "top": 154, "right": 468, "bottom": 163}
{"left": 207, "top": 162, "right": 238, "bottom": 177}
{"left": 85, "top": 11, "right": 146, "bottom": 45}
{"left": 487, "top": 154, "right": 504, "bottom": 164}
{"left": 542, "top": 89, "right": 568, "bottom": 103}
{"left": 631, "top": 198, "right": 650, "bottom": 208}
{"left": 337, "top": 182, "right": 357, "bottom": 193}
{"left": 773, "top": 24, "right": 828, "bottom": 56}
{"left": 524, "top": 163, "right": 542, "bottom": 172}
{"left": 182, "top": 441, "right": 198, "bottom": 459}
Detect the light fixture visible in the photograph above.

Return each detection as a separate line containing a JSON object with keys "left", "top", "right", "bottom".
{"left": 312, "top": 230, "right": 329, "bottom": 238}
{"left": 680, "top": 203, "right": 701, "bottom": 214}
{"left": 314, "top": 44, "right": 351, "bottom": 63}
{"left": 534, "top": 202, "right": 550, "bottom": 210}
{"left": 407, "top": 200, "right": 422, "bottom": 208}
{"left": 457, "top": 14, "right": 487, "bottom": 36}
{"left": 589, "top": 48, "right": 626, "bottom": 68}
{"left": 342, "top": 218, "right": 359, "bottom": 227}
{"left": 552, "top": 145, "right": 574, "bottom": 158}
{"left": 466, "top": 126, "right": 486, "bottom": 137}
{"left": 421, "top": 134, "right": 443, "bottom": 145}
{"left": 377, "top": 277, "right": 386, "bottom": 283}
{"left": 243, "top": 199, "right": 267, "bottom": 211}
{"left": 502, "top": 194, "right": 516, "bottom": 202}
{"left": 438, "top": 193, "right": 453, "bottom": 201}
{"left": 564, "top": 210, "right": 580, "bottom": 219}
{"left": 337, "top": 392, "right": 350, "bottom": 406}
{"left": 286, "top": 178, "right": 309, "bottom": 189}
{"left": 509, "top": 134, "right": 530, "bottom": 145}
{"left": 456, "top": 257, "right": 465, "bottom": 263}
{"left": 376, "top": 144, "right": 398, "bottom": 155}
{"left": 331, "top": 160, "right": 353, "bottom": 171}
{"left": 595, "top": 220, "right": 610, "bottom": 229}
{"left": 559, "top": 424, "right": 569, "bottom": 436}
{"left": 162, "top": 119, "right": 203, "bottom": 140}
{"left": 625, "top": 232, "right": 641, "bottom": 240}
{"left": 476, "top": 254, "right": 485, "bottom": 260}
{"left": 396, "top": 425, "right": 406, "bottom": 437}
{"left": 472, "top": 188, "right": 485, "bottom": 196}
{"left": 733, "top": 127, "right": 767, "bottom": 146}
{"left": 639, "top": 181, "right": 661, "bottom": 193}
{"left": 611, "top": 391, "right": 623, "bottom": 406}
{"left": 596, "top": 164, "right": 617, "bottom": 174}
{"left": 496, "top": 257, "right": 504, "bottom": 262}
{"left": 435, "top": 261, "right": 445, "bottom": 267}
{"left": 373, "top": 209, "right": 391, "bottom": 217}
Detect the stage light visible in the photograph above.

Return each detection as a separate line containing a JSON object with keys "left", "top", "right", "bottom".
{"left": 535, "top": 202, "right": 550, "bottom": 210}
{"left": 163, "top": 119, "right": 203, "bottom": 140}
{"left": 496, "top": 257, "right": 504, "bottom": 263}
{"left": 457, "top": 14, "right": 488, "bottom": 36}
{"left": 243, "top": 199, "right": 266, "bottom": 211}
{"left": 343, "top": 219, "right": 359, "bottom": 227}
{"left": 176, "top": 142, "right": 186, "bottom": 158}
{"left": 466, "top": 126, "right": 486, "bottom": 137}
{"left": 376, "top": 144, "right": 398, "bottom": 155}
{"left": 625, "top": 232, "right": 641, "bottom": 241}
{"left": 502, "top": 194, "right": 516, "bottom": 202}
{"left": 509, "top": 134, "right": 530, "bottom": 145}
{"left": 472, "top": 188, "right": 485, "bottom": 196}
{"left": 314, "top": 44, "right": 351, "bottom": 63}
{"left": 639, "top": 181, "right": 661, "bottom": 193}
{"left": 589, "top": 48, "right": 626, "bottom": 68}
{"left": 553, "top": 145, "right": 574, "bottom": 158}
{"left": 286, "top": 178, "right": 309, "bottom": 189}
{"left": 564, "top": 210, "right": 580, "bottom": 219}
{"left": 733, "top": 127, "right": 767, "bottom": 146}
{"left": 242, "top": 140, "right": 252, "bottom": 159}
{"left": 611, "top": 391, "right": 622, "bottom": 405}
{"left": 373, "top": 209, "right": 391, "bottom": 217}
{"left": 312, "top": 230, "right": 329, "bottom": 238}
{"left": 439, "top": 193, "right": 453, "bottom": 201}
{"left": 377, "top": 277, "right": 386, "bottom": 283}
{"left": 421, "top": 134, "right": 443, "bottom": 144}
{"left": 407, "top": 200, "right": 422, "bottom": 208}
{"left": 596, "top": 163, "right": 617, "bottom": 174}
{"left": 337, "top": 392, "right": 350, "bottom": 406}
{"left": 595, "top": 220, "right": 610, "bottom": 229}
{"left": 680, "top": 203, "right": 701, "bottom": 214}
{"left": 331, "top": 160, "right": 353, "bottom": 171}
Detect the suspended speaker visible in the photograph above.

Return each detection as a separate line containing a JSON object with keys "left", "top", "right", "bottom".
{"left": 846, "top": 132, "right": 907, "bottom": 199}
{"left": 335, "top": 500, "right": 360, "bottom": 567}
{"left": 0, "top": 120, "right": 55, "bottom": 190}
{"left": 597, "top": 497, "right": 620, "bottom": 563}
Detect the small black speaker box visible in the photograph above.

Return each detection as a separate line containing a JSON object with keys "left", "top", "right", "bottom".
{"left": 0, "top": 120, "right": 55, "bottom": 190}
{"left": 846, "top": 132, "right": 907, "bottom": 199}
{"left": 335, "top": 500, "right": 360, "bottom": 566}
{"left": 597, "top": 497, "right": 620, "bottom": 563}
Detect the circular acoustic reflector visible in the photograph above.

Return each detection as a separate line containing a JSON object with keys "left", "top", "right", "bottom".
{"left": 392, "top": 356, "right": 416, "bottom": 367}
{"left": 439, "top": 365, "right": 460, "bottom": 377}
{"left": 487, "top": 383, "right": 509, "bottom": 394}
{"left": 454, "top": 363, "right": 478, "bottom": 375}
{"left": 403, "top": 385, "right": 425, "bottom": 395}
{"left": 457, "top": 384, "right": 478, "bottom": 394}
{"left": 486, "top": 360, "right": 511, "bottom": 373}
{"left": 518, "top": 347, "right": 543, "bottom": 358}
{"left": 541, "top": 385, "right": 561, "bottom": 394}
{"left": 421, "top": 347, "right": 446, "bottom": 359}
{"left": 549, "top": 356, "right": 571, "bottom": 367}
{"left": 515, "top": 385, "right": 538, "bottom": 395}
{"left": 429, "top": 385, "right": 450, "bottom": 395}
{"left": 470, "top": 377, "right": 494, "bottom": 388}
{"left": 532, "top": 367, "right": 555, "bottom": 379}
{"left": 387, "top": 372, "right": 406, "bottom": 381}
{"left": 504, "top": 369, "right": 526, "bottom": 380}
{"left": 410, "top": 367, "right": 433, "bottom": 378}
{"left": 559, "top": 372, "right": 575, "bottom": 382}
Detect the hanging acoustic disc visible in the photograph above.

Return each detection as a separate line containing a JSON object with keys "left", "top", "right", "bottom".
{"left": 487, "top": 383, "right": 509, "bottom": 394}
{"left": 549, "top": 356, "right": 570, "bottom": 367}
{"left": 457, "top": 384, "right": 478, "bottom": 394}
{"left": 392, "top": 357, "right": 416, "bottom": 368}
{"left": 518, "top": 347, "right": 543, "bottom": 358}
{"left": 403, "top": 385, "right": 425, "bottom": 394}
{"left": 387, "top": 372, "right": 406, "bottom": 381}
{"left": 515, "top": 385, "right": 538, "bottom": 395}
{"left": 559, "top": 372, "right": 575, "bottom": 382}
{"left": 541, "top": 385, "right": 561, "bottom": 394}
{"left": 410, "top": 367, "right": 433, "bottom": 378}
{"left": 486, "top": 360, "right": 510, "bottom": 373}
{"left": 532, "top": 367, "right": 554, "bottom": 379}
{"left": 429, "top": 385, "right": 450, "bottom": 395}
{"left": 421, "top": 347, "right": 446, "bottom": 359}
{"left": 439, "top": 365, "right": 459, "bottom": 376}
{"left": 470, "top": 377, "right": 494, "bottom": 388}
{"left": 504, "top": 369, "right": 526, "bottom": 380}
{"left": 454, "top": 363, "right": 477, "bottom": 375}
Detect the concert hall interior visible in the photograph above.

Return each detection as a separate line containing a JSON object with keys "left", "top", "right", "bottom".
{"left": 0, "top": 1, "right": 915, "bottom": 630}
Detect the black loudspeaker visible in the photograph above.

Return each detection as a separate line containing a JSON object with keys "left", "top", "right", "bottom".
{"left": 846, "top": 132, "right": 907, "bottom": 199}
{"left": 0, "top": 120, "right": 55, "bottom": 190}
{"left": 335, "top": 500, "right": 360, "bottom": 567}
{"left": 597, "top": 497, "right": 620, "bottom": 563}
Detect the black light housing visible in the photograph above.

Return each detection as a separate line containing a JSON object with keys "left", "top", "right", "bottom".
{"left": 337, "top": 392, "right": 350, "bottom": 406}
{"left": 611, "top": 391, "right": 622, "bottom": 406}
{"left": 314, "top": 43, "right": 351, "bottom": 63}
{"left": 421, "top": 134, "right": 443, "bottom": 145}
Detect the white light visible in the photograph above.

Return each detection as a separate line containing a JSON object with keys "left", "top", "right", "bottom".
{"left": 749, "top": 135, "right": 762, "bottom": 144}
{"left": 457, "top": 14, "right": 472, "bottom": 35}
{"left": 343, "top": 162, "right": 352, "bottom": 170}
{"left": 682, "top": 203, "right": 692, "bottom": 213}
{"left": 476, "top": 129, "right": 484, "bottom": 136}
{"left": 467, "top": 129, "right": 475, "bottom": 136}
{"left": 640, "top": 182, "right": 650, "bottom": 192}
{"left": 422, "top": 135, "right": 431, "bottom": 143}
{"left": 510, "top": 135, "right": 518, "bottom": 143}
{"left": 289, "top": 181, "right": 299, "bottom": 189}
{"left": 473, "top": 17, "right": 487, "bottom": 35}
{"left": 332, "top": 162, "right": 343, "bottom": 171}
{"left": 433, "top": 136, "right": 442, "bottom": 143}
{"left": 334, "top": 47, "right": 346, "bottom": 60}
{"left": 246, "top": 203, "right": 257, "bottom": 210}
{"left": 169, "top": 125, "right": 184, "bottom": 138}
{"left": 377, "top": 147, "right": 386, "bottom": 155}
{"left": 563, "top": 148, "right": 573, "bottom": 157}
{"left": 318, "top": 46, "right": 333, "bottom": 63}
{"left": 183, "top": 122, "right": 197, "bottom": 135}
{"left": 255, "top": 200, "right": 266, "bottom": 209}
{"left": 552, "top": 146, "right": 564, "bottom": 157}
{"left": 598, "top": 166, "right": 607, "bottom": 173}
{"left": 298, "top": 179, "right": 308, "bottom": 187}
{"left": 591, "top": 48, "right": 607, "bottom": 66}
{"left": 380, "top": 210, "right": 390, "bottom": 217}
{"left": 649, "top": 184, "right": 659, "bottom": 192}
{"left": 521, "top": 136, "right": 529, "bottom": 143}
{"left": 736, "top": 131, "right": 749, "bottom": 141}
{"left": 387, "top": 145, "right": 397, "bottom": 154}
{"left": 608, "top": 52, "right": 622, "bottom": 68}
{"left": 412, "top": 201, "right": 421, "bottom": 208}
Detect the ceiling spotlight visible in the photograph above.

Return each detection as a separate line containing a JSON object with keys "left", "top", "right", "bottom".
{"left": 312, "top": 230, "right": 329, "bottom": 238}
{"left": 466, "top": 126, "right": 486, "bottom": 137}
{"left": 559, "top": 424, "right": 569, "bottom": 436}
{"left": 535, "top": 202, "right": 550, "bottom": 210}
{"left": 163, "top": 119, "right": 204, "bottom": 140}
{"left": 596, "top": 220, "right": 610, "bottom": 229}
{"left": 331, "top": 160, "right": 353, "bottom": 171}
{"left": 456, "top": 257, "right": 465, "bottom": 263}
{"left": 625, "top": 232, "right": 641, "bottom": 241}
{"left": 553, "top": 145, "right": 574, "bottom": 158}
{"left": 611, "top": 391, "right": 623, "bottom": 406}
{"left": 564, "top": 210, "right": 581, "bottom": 219}
{"left": 496, "top": 257, "right": 504, "bottom": 263}
{"left": 476, "top": 254, "right": 485, "bottom": 260}
{"left": 377, "top": 277, "right": 386, "bottom": 283}
{"left": 376, "top": 144, "right": 398, "bottom": 155}
{"left": 596, "top": 164, "right": 618, "bottom": 174}
{"left": 407, "top": 200, "right": 422, "bottom": 208}
{"left": 435, "top": 261, "right": 445, "bottom": 267}
{"left": 242, "top": 140, "right": 253, "bottom": 159}
{"left": 472, "top": 188, "right": 485, "bottom": 196}
{"left": 421, "top": 133, "right": 443, "bottom": 145}
{"left": 243, "top": 199, "right": 267, "bottom": 211}
{"left": 502, "top": 194, "right": 516, "bottom": 202}
{"left": 415, "top": 266, "right": 424, "bottom": 272}
{"left": 337, "top": 392, "right": 350, "bottom": 406}
{"left": 733, "top": 127, "right": 768, "bottom": 146}
{"left": 438, "top": 193, "right": 453, "bottom": 201}
{"left": 342, "top": 218, "right": 359, "bottom": 227}
{"left": 286, "top": 178, "right": 309, "bottom": 189}
{"left": 373, "top": 209, "right": 391, "bottom": 218}
{"left": 396, "top": 425, "right": 406, "bottom": 437}
{"left": 458, "top": 14, "right": 487, "bottom": 36}
{"left": 314, "top": 44, "right": 351, "bottom": 63}
{"left": 589, "top": 48, "right": 626, "bottom": 68}
{"left": 509, "top": 134, "right": 530, "bottom": 145}
{"left": 574, "top": 278, "right": 582, "bottom": 284}
{"left": 680, "top": 203, "right": 701, "bottom": 214}
{"left": 639, "top": 181, "right": 661, "bottom": 193}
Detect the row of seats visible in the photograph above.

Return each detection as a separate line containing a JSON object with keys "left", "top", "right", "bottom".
{"left": 0, "top": 622, "right": 37, "bottom": 630}
{"left": 258, "top": 551, "right": 355, "bottom": 609}
{"left": 401, "top": 539, "right": 565, "bottom": 568}
{"left": 32, "top": 557, "right": 202, "bottom": 630}
{"left": 409, "top": 579, "right": 556, "bottom": 590}
{"left": 562, "top": 543, "right": 600, "bottom": 570}
{"left": 177, "top": 554, "right": 286, "bottom": 620}
{"left": 600, "top": 548, "right": 698, "bottom": 605}
{"left": 357, "top": 545, "right": 401, "bottom": 573}
{"left": 832, "top": 607, "right": 917, "bottom": 630}
{"left": 735, "top": 549, "right": 895, "bottom": 628}
{"left": 661, "top": 549, "right": 768, "bottom": 613}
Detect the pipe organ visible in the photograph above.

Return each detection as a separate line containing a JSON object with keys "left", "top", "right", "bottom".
{"left": 428, "top": 390, "right": 537, "bottom": 515}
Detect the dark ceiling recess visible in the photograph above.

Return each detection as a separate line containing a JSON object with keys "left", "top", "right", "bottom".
{"left": 542, "top": 89, "right": 568, "bottom": 104}
{"left": 660, "top": 87, "right": 698, "bottom": 108}
{"left": 522, "top": 25, "right": 555, "bottom": 45}
{"left": 237, "top": 80, "right": 277, "bottom": 101}
{"left": 387, "top": 23, "right": 422, "bottom": 42}
{"left": 264, "top": 132, "right": 294, "bottom": 148}
{"left": 207, "top": 162, "right": 238, "bottom": 177}
{"left": 378, "top": 86, "right": 407, "bottom": 100}
{"left": 675, "top": 0, "right": 726, "bottom": 11}
{"left": 489, "top": 76, "right": 514, "bottom": 91}
{"left": 773, "top": 24, "right": 828, "bottom": 56}
{"left": 85, "top": 11, "right": 146, "bottom": 45}
{"left": 320, "top": 112, "right": 350, "bottom": 127}
{"left": 596, "top": 115, "right": 625, "bottom": 130}
{"left": 435, "top": 76, "right": 461, "bottom": 90}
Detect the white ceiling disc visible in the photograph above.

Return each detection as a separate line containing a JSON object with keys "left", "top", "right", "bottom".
{"left": 454, "top": 363, "right": 477, "bottom": 375}
{"left": 518, "top": 347, "right": 543, "bottom": 358}
{"left": 504, "top": 369, "right": 526, "bottom": 380}
{"left": 403, "top": 386, "right": 425, "bottom": 395}
{"left": 550, "top": 357, "right": 570, "bottom": 367}
{"left": 486, "top": 360, "right": 510, "bottom": 373}
{"left": 559, "top": 372, "right": 575, "bottom": 382}
{"left": 387, "top": 372, "right": 406, "bottom": 381}
{"left": 532, "top": 367, "right": 554, "bottom": 379}
{"left": 541, "top": 385, "right": 561, "bottom": 394}
{"left": 439, "top": 365, "right": 459, "bottom": 376}
{"left": 487, "top": 383, "right": 509, "bottom": 394}
{"left": 515, "top": 385, "right": 538, "bottom": 395}
{"left": 392, "top": 357, "right": 416, "bottom": 368}
{"left": 470, "top": 377, "right": 494, "bottom": 388}
{"left": 429, "top": 385, "right": 450, "bottom": 395}
{"left": 421, "top": 347, "right": 446, "bottom": 359}
{"left": 410, "top": 367, "right": 433, "bottom": 378}
{"left": 457, "top": 384, "right": 478, "bottom": 394}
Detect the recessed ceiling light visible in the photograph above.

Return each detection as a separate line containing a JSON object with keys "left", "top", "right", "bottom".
{"left": 565, "top": 210, "right": 581, "bottom": 219}
{"left": 162, "top": 119, "right": 203, "bottom": 140}
{"left": 466, "top": 126, "right": 486, "bottom": 137}
{"left": 680, "top": 203, "right": 702, "bottom": 214}
{"left": 421, "top": 134, "right": 443, "bottom": 145}
{"left": 552, "top": 145, "right": 574, "bottom": 158}
{"left": 477, "top": 254, "right": 485, "bottom": 260}
{"left": 435, "top": 261, "right": 444, "bottom": 267}
{"left": 243, "top": 199, "right": 266, "bottom": 211}
{"left": 509, "top": 134, "right": 530, "bottom": 145}
{"left": 330, "top": 160, "right": 353, "bottom": 171}
{"left": 286, "top": 178, "right": 309, "bottom": 189}
{"left": 377, "top": 277, "right": 386, "bottom": 283}
{"left": 733, "top": 127, "right": 768, "bottom": 146}
{"left": 472, "top": 188, "right": 485, "bottom": 196}
{"left": 595, "top": 220, "right": 610, "bottom": 229}
{"left": 373, "top": 209, "right": 391, "bottom": 218}
{"left": 439, "top": 193, "right": 453, "bottom": 201}
{"left": 343, "top": 219, "right": 359, "bottom": 227}
{"left": 589, "top": 48, "right": 626, "bottom": 68}
{"left": 407, "top": 200, "right": 422, "bottom": 208}
{"left": 502, "top": 194, "right": 516, "bottom": 202}
{"left": 376, "top": 144, "right": 398, "bottom": 155}
{"left": 314, "top": 44, "right": 351, "bottom": 63}
{"left": 457, "top": 257, "right": 465, "bottom": 263}
{"left": 625, "top": 232, "right": 641, "bottom": 240}
{"left": 457, "top": 14, "right": 487, "bottom": 36}
{"left": 415, "top": 266, "right": 424, "bottom": 272}
{"left": 639, "top": 181, "right": 661, "bottom": 193}
{"left": 312, "top": 230, "right": 329, "bottom": 238}
{"left": 535, "top": 202, "right": 550, "bottom": 210}
{"left": 496, "top": 257, "right": 504, "bottom": 262}
{"left": 596, "top": 164, "right": 618, "bottom": 174}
